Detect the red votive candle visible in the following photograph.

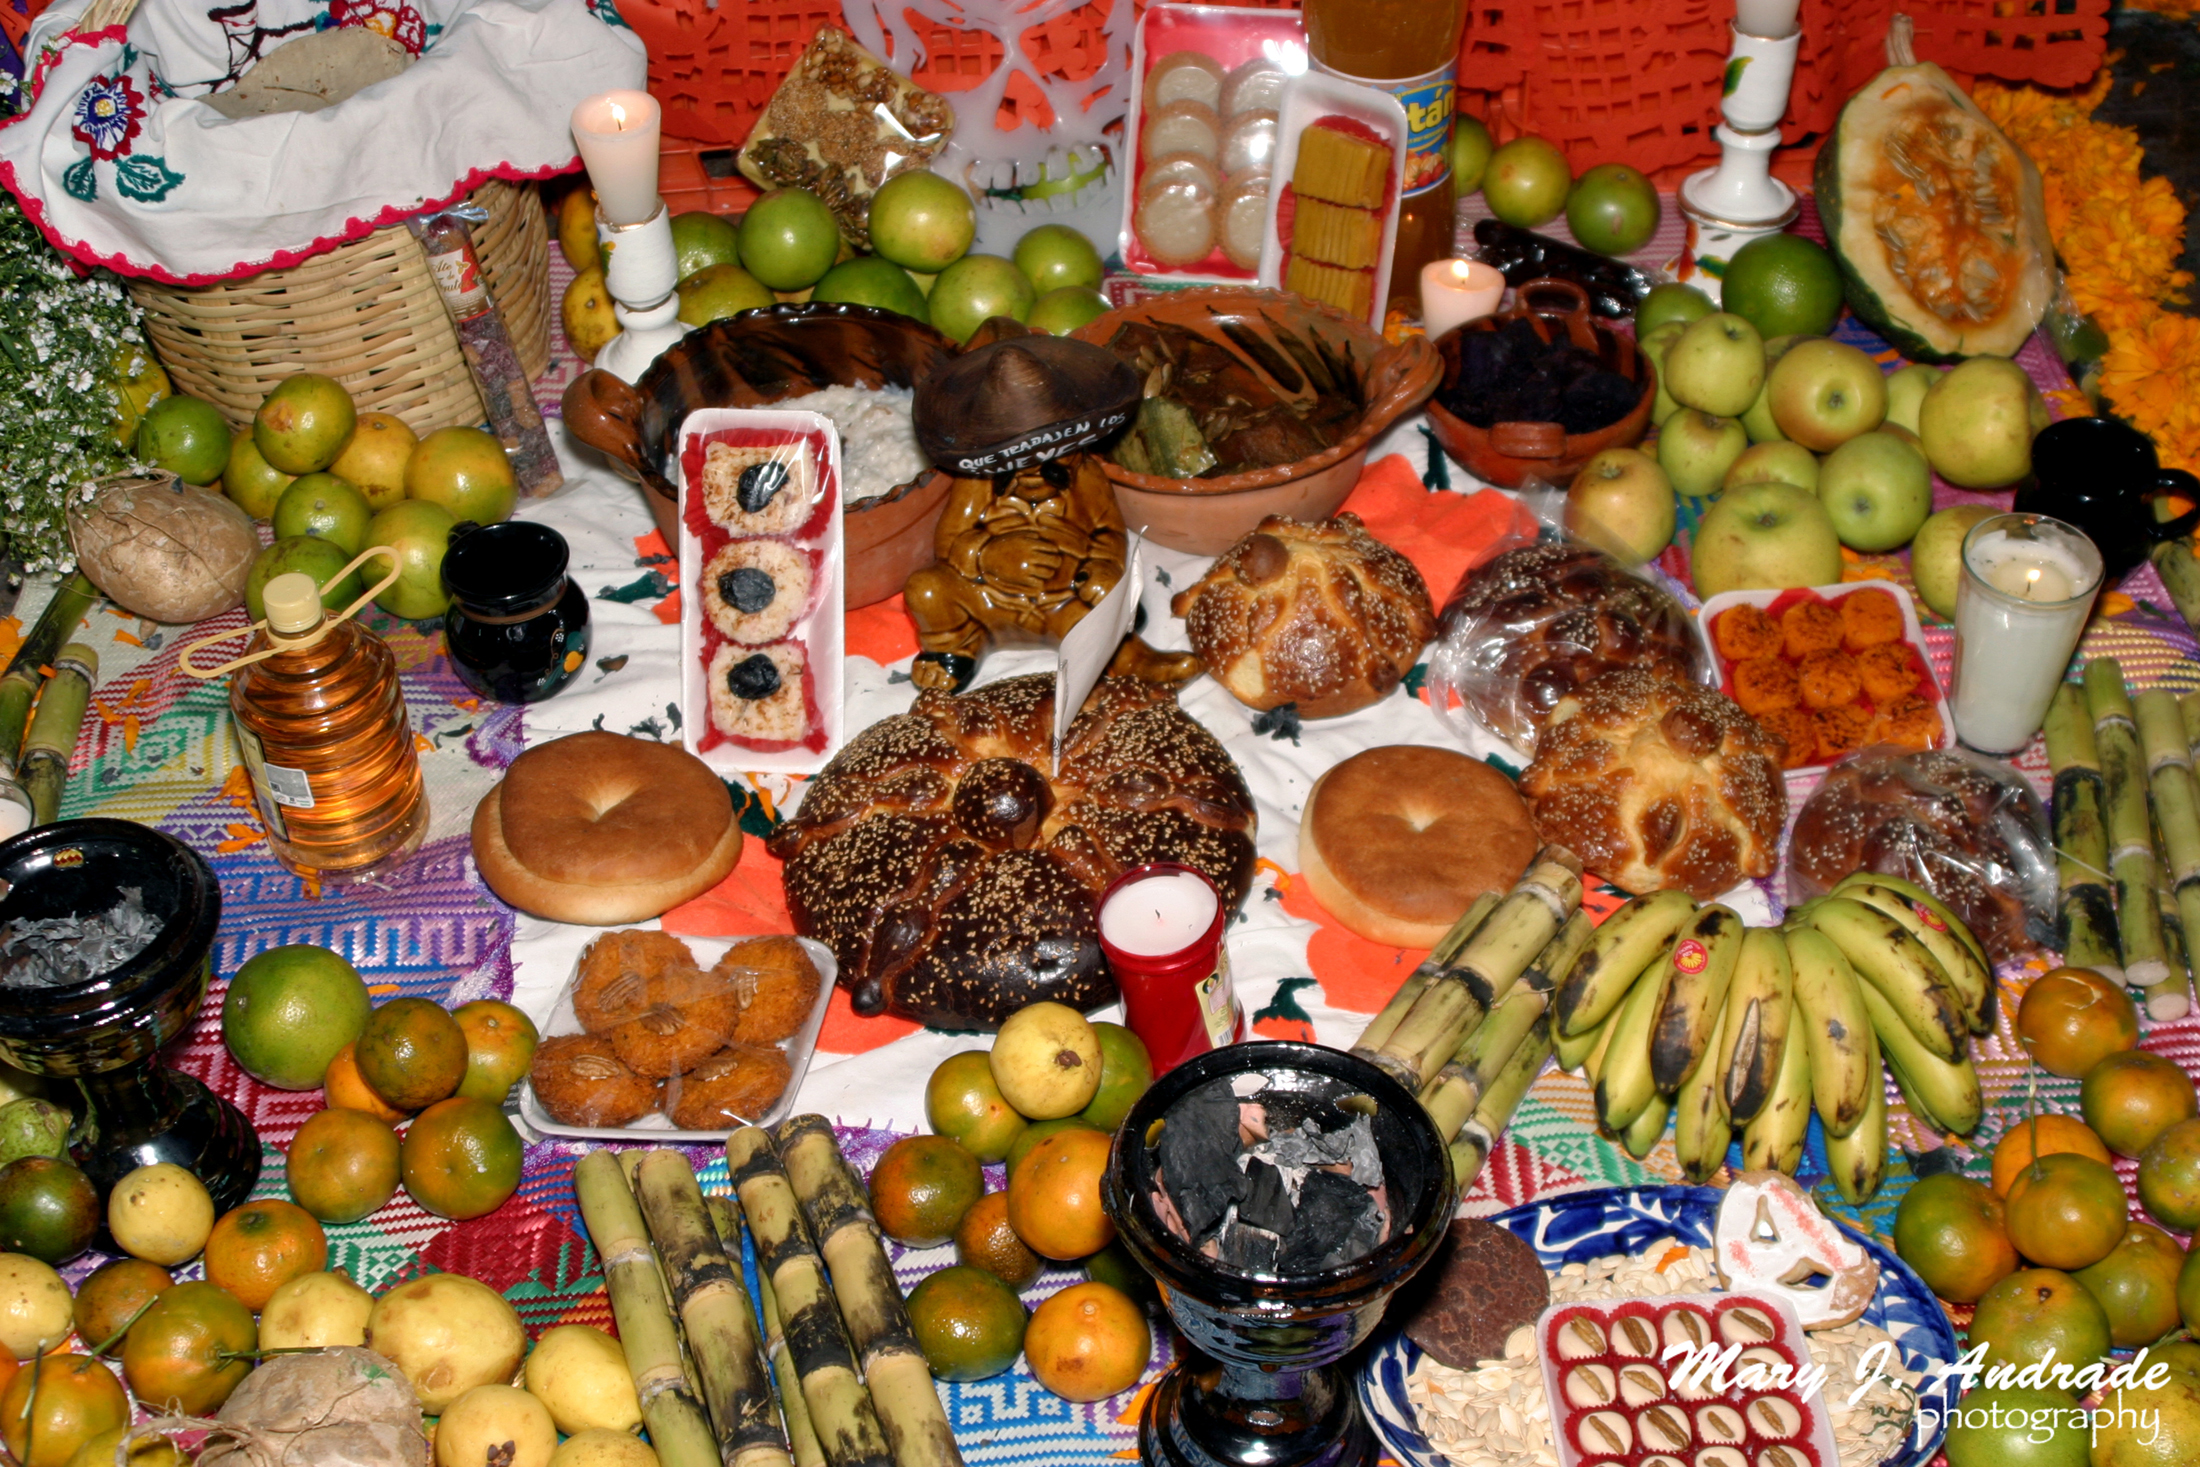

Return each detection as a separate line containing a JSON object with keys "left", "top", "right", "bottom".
{"left": 1097, "top": 863, "right": 1243, "bottom": 1075}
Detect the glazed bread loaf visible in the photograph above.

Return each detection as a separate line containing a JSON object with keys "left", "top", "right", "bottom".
{"left": 1170, "top": 513, "right": 1436, "bottom": 719}
{"left": 1519, "top": 667, "right": 1786, "bottom": 899}
{"left": 768, "top": 675, "right": 1258, "bottom": 1029}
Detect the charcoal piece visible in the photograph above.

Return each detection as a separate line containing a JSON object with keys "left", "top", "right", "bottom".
{"left": 1156, "top": 1081, "right": 1249, "bottom": 1237}
{"left": 1559, "top": 370, "right": 1642, "bottom": 433}
{"left": 1276, "top": 1167, "right": 1379, "bottom": 1273}
{"left": 1326, "top": 1113, "right": 1381, "bottom": 1187}
{"left": 1398, "top": 1218, "right": 1550, "bottom": 1368}
{"left": 1237, "top": 1158, "right": 1295, "bottom": 1236}
{"left": 0, "top": 886, "right": 161, "bottom": 988}
{"left": 1216, "top": 1207, "right": 1282, "bottom": 1273}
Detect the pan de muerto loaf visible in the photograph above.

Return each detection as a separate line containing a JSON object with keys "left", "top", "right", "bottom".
{"left": 1518, "top": 667, "right": 1786, "bottom": 899}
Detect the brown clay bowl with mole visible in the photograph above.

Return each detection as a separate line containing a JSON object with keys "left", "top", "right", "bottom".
{"left": 1425, "top": 277, "right": 1657, "bottom": 489}
{"left": 1072, "top": 288, "right": 1440, "bottom": 556}
{"left": 563, "top": 303, "right": 957, "bottom": 609}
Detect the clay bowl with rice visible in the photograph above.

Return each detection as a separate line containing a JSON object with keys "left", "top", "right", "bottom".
{"left": 1070, "top": 288, "right": 1440, "bottom": 556}
{"left": 564, "top": 303, "right": 957, "bottom": 609}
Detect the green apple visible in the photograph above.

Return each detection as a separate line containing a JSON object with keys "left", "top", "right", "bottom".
{"left": 1725, "top": 440, "right": 1820, "bottom": 492}
{"left": 1920, "top": 357, "right": 2050, "bottom": 489}
{"left": 1883, "top": 362, "right": 1941, "bottom": 435}
{"left": 1819, "top": 431, "right": 1933, "bottom": 552}
{"left": 1657, "top": 410, "right": 1749, "bottom": 498}
{"left": 1635, "top": 282, "right": 1714, "bottom": 338}
{"left": 1741, "top": 334, "right": 1807, "bottom": 442}
{"left": 1909, "top": 503, "right": 2000, "bottom": 620}
{"left": 1641, "top": 320, "right": 1688, "bottom": 425}
{"left": 1565, "top": 447, "right": 1675, "bottom": 566}
{"left": 1767, "top": 338, "right": 1886, "bottom": 452}
{"left": 1690, "top": 481, "right": 1844, "bottom": 598}
{"left": 1663, "top": 312, "right": 1765, "bottom": 417}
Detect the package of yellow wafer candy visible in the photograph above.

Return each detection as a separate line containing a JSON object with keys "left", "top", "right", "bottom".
{"left": 1260, "top": 71, "right": 1408, "bottom": 329}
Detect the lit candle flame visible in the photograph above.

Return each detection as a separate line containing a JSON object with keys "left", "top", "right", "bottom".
{"left": 608, "top": 100, "right": 627, "bottom": 130}
{"left": 2026, "top": 567, "right": 2041, "bottom": 599}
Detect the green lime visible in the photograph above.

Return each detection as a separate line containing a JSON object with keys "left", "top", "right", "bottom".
{"left": 927, "top": 254, "right": 1036, "bottom": 345}
{"left": 926, "top": 1051, "right": 1028, "bottom": 1164}
{"left": 246, "top": 538, "right": 367, "bottom": 624}
{"left": 1719, "top": 233, "right": 1845, "bottom": 340}
{"left": 811, "top": 256, "right": 930, "bottom": 323}
{"left": 1013, "top": 224, "right": 1103, "bottom": 294}
{"left": 0, "top": 1156, "right": 97, "bottom": 1266}
{"left": 272, "top": 473, "right": 374, "bottom": 556}
{"left": 1565, "top": 162, "right": 1660, "bottom": 257}
{"left": 1005, "top": 1116, "right": 1100, "bottom": 1181}
{"left": 224, "top": 431, "right": 295, "bottom": 521}
{"left": 1447, "top": 115, "right": 1494, "bottom": 195}
{"left": 254, "top": 373, "right": 357, "bottom": 475}
{"left": 1942, "top": 1385, "right": 2088, "bottom": 1467}
{"left": 1083, "top": 1240, "right": 1157, "bottom": 1303}
{"left": 905, "top": 1265, "right": 1027, "bottom": 1382}
{"left": 363, "top": 499, "right": 460, "bottom": 620}
{"left": 1076, "top": 1023, "right": 1152, "bottom": 1134}
{"left": 869, "top": 169, "right": 977, "bottom": 273}
{"left": 222, "top": 944, "right": 373, "bottom": 1091}
{"left": 739, "top": 188, "right": 842, "bottom": 291}
{"left": 1481, "top": 136, "right": 1571, "bottom": 229}
{"left": 1636, "top": 283, "right": 1715, "bottom": 337}
{"left": 677, "top": 262, "right": 776, "bottom": 328}
{"left": 137, "top": 395, "right": 231, "bottom": 486}
{"left": 670, "top": 211, "right": 743, "bottom": 283}
{"left": 1027, "top": 286, "right": 1111, "bottom": 336}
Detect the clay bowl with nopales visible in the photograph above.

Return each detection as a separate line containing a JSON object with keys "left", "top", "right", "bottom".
{"left": 1424, "top": 278, "right": 1657, "bottom": 488}
{"left": 1070, "top": 288, "right": 1440, "bottom": 556}
{"left": 562, "top": 303, "right": 957, "bottom": 609}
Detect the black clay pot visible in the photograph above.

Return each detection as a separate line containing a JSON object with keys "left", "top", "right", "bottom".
{"left": 442, "top": 520, "right": 590, "bottom": 704}
{"left": 1105, "top": 1041, "right": 1459, "bottom": 1467}
{"left": 2013, "top": 415, "right": 2200, "bottom": 584}
{"left": 0, "top": 819, "right": 258, "bottom": 1213}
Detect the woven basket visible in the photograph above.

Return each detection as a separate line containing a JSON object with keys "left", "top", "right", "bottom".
{"left": 129, "top": 176, "right": 553, "bottom": 435}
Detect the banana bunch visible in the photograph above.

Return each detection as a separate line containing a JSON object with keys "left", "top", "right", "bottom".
{"left": 1548, "top": 872, "right": 1991, "bottom": 1201}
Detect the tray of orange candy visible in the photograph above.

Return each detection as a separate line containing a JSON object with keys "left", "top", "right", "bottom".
{"left": 1698, "top": 583, "right": 1950, "bottom": 774}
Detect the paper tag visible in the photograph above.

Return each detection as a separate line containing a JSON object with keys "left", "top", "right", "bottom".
{"left": 1053, "top": 540, "right": 1145, "bottom": 760}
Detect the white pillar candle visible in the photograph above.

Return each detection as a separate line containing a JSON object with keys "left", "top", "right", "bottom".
{"left": 1951, "top": 514, "right": 2103, "bottom": 755}
{"left": 1420, "top": 259, "right": 1506, "bottom": 340}
{"left": 1735, "top": 0, "right": 1800, "bottom": 39}
{"left": 1099, "top": 869, "right": 1220, "bottom": 957}
{"left": 571, "top": 90, "right": 663, "bottom": 228}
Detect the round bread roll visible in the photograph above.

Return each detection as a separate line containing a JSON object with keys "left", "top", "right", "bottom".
{"left": 473, "top": 731, "right": 743, "bottom": 925}
{"left": 1299, "top": 746, "right": 1537, "bottom": 948}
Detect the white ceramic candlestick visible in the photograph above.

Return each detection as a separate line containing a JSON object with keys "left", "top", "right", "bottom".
{"left": 570, "top": 91, "right": 664, "bottom": 227}
{"left": 587, "top": 203, "right": 691, "bottom": 384}
{"left": 1100, "top": 869, "right": 1222, "bottom": 957}
{"left": 1734, "top": 0, "right": 1800, "bottom": 40}
{"left": 1670, "top": 21, "right": 1802, "bottom": 301}
{"left": 1951, "top": 513, "right": 2103, "bottom": 755}
{"left": 1420, "top": 259, "right": 1506, "bottom": 339}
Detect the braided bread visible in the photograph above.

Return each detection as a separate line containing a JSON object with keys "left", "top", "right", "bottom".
{"left": 768, "top": 675, "right": 1258, "bottom": 1029}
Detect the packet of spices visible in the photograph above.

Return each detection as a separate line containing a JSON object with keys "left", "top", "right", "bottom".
{"left": 405, "top": 208, "right": 564, "bottom": 497}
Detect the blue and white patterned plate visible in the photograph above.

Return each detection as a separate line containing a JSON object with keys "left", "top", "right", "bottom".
{"left": 1358, "top": 1185, "right": 1960, "bottom": 1467}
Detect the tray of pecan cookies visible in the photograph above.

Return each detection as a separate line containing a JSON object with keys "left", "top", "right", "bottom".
{"left": 523, "top": 929, "right": 838, "bottom": 1140}
{"left": 1698, "top": 583, "right": 1950, "bottom": 776}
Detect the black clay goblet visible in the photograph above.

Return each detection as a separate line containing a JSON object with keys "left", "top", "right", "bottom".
{"left": 1105, "top": 1040, "right": 1458, "bottom": 1467}
{"left": 0, "top": 819, "right": 258, "bottom": 1212}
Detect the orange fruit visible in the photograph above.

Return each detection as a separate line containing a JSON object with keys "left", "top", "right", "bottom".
{"left": 404, "top": 426, "right": 517, "bottom": 526}
{"left": 327, "top": 411, "right": 416, "bottom": 511}
{"left": 354, "top": 997, "right": 468, "bottom": 1112}
{"left": 905, "top": 1265, "right": 1026, "bottom": 1381}
{"left": 868, "top": 1135, "right": 983, "bottom": 1247}
{"left": 1992, "top": 1115, "right": 2115, "bottom": 1197}
{"left": 2072, "top": 1220, "right": 2186, "bottom": 1348}
{"left": 362, "top": 499, "right": 460, "bottom": 621}
{"left": 119, "top": 1281, "right": 256, "bottom": 1416}
{"left": 1968, "top": 1267, "right": 2112, "bottom": 1372}
{"left": 72, "top": 1259, "right": 173, "bottom": 1353}
{"left": 926, "top": 1051, "right": 1029, "bottom": 1164}
{"left": 400, "top": 1096, "right": 524, "bottom": 1220}
{"left": 2141, "top": 1117, "right": 2200, "bottom": 1231}
{"left": 2018, "top": 968, "right": 2140, "bottom": 1079}
{"left": 1006, "top": 1117, "right": 1101, "bottom": 1181}
{"left": 286, "top": 1107, "right": 401, "bottom": 1224}
{"left": 1892, "top": 1171, "right": 2020, "bottom": 1303}
{"left": 2003, "top": 1151, "right": 2130, "bottom": 1271}
{"left": 203, "top": 1199, "right": 328, "bottom": 1313}
{"left": 452, "top": 999, "right": 541, "bottom": 1105}
{"left": 322, "top": 1041, "right": 411, "bottom": 1123}
{"left": 1023, "top": 1281, "right": 1151, "bottom": 1402}
{"left": 220, "top": 943, "right": 372, "bottom": 1091}
{"left": 2083, "top": 1050, "right": 2199, "bottom": 1158}
{"left": 956, "top": 1190, "right": 1042, "bottom": 1290}
{"left": 1006, "top": 1127, "right": 1115, "bottom": 1261}
{"left": 0, "top": 1354, "right": 130, "bottom": 1467}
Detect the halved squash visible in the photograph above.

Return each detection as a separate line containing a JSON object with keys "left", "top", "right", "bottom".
{"left": 1814, "top": 18, "right": 2057, "bottom": 361}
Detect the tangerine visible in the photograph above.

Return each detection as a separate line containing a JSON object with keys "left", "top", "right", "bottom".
{"left": 1892, "top": 1172, "right": 2019, "bottom": 1303}
{"left": 400, "top": 1096, "right": 524, "bottom": 1220}
{"left": 2140, "top": 1117, "right": 2200, "bottom": 1231}
{"left": 1023, "top": 1281, "right": 1150, "bottom": 1402}
{"left": 1076, "top": 1023, "right": 1154, "bottom": 1134}
{"left": 2083, "top": 1050, "right": 2198, "bottom": 1158}
{"left": 1006, "top": 1127, "right": 1114, "bottom": 1261}
{"left": 2018, "top": 967, "right": 2139, "bottom": 1079}
{"left": 2003, "top": 1151, "right": 2130, "bottom": 1272}
{"left": 1942, "top": 1384, "right": 2089, "bottom": 1467}
{"left": 1991, "top": 1114, "right": 2114, "bottom": 1198}
{"left": 323, "top": 1040, "right": 411, "bottom": 1123}
{"left": 404, "top": 427, "right": 516, "bottom": 527}
{"left": 1006, "top": 1117, "right": 1101, "bottom": 1181}
{"left": 0, "top": 1156, "right": 99, "bottom": 1266}
{"left": 203, "top": 1199, "right": 329, "bottom": 1313}
{"left": 2072, "top": 1221, "right": 2185, "bottom": 1348}
{"left": 327, "top": 411, "right": 416, "bottom": 511}
{"left": 955, "top": 1190, "right": 1041, "bottom": 1290}
{"left": 62, "top": 1427, "right": 186, "bottom": 1467}
{"left": 72, "top": 1259, "right": 172, "bottom": 1353}
{"left": 0, "top": 1354, "right": 130, "bottom": 1467}
{"left": 452, "top": 999, "right": 541, "bottom": 1104}
{"left": 926, "top": 1051, "right": 1028, "bottom": 1164}
{"left": 905, "top": 1265, "right": 1027, "bottom": 1381}
{"left": 286, "top": 1106, "right": 401, "bottom": 1224}
{"left": 120, "top": 1281, "right": 256, "bottom": 1415}
{"left": 355, "top": 997, "right": 469, "bottom": 1112}
{"left": 868, "top": 1135, "right": 983, "bottom": 1247}
{"left": 1969, "top": 1267, "right": 2111, "bottom": 1372}
{"left": 221, "top": 943, "right": 372, "bottom": 1091}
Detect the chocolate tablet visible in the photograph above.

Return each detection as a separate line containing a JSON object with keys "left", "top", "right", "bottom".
{"left": 1399, "top": 1217, "right": 1550, "bottom": 1369}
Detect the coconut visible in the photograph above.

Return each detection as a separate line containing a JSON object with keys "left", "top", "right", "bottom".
{"left": 68, "top": 472, "right": 258, "bottom": 623}
{"left": 362, "top": 1274, "right": 525, "bottom": 1414}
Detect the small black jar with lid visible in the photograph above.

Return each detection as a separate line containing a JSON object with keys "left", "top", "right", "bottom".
{"left": 441, "top": 520, "right": 590, "bottom": 704}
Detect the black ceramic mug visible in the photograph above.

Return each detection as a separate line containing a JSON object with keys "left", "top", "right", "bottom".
{"left": 2013, "top": 416, "right": 2200, "bottom": 584}
{"left": 441, "top": 520, "right": 591, "bottom": 704}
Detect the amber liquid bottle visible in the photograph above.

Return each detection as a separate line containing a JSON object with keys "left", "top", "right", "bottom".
{"left": 1303, "top": 0, "right": 1469, "bottom": 317}
{"left": 230, "top": 572, "right": 429, "bottom": 885}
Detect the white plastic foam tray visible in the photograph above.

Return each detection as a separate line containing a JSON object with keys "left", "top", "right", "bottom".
{"left": 1256, "top": 69, "right": 1407, "bottom": 332}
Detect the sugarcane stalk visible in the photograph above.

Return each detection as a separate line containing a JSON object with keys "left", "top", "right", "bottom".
{"left": 705, "top": 1194, "right": 825, "bottom": 1467}
{"left": 2045, "top": 681, "right": 2122, "bottom": 978}
{"left": 635, "top": 1151, "right": 790, "bottom": 1467}
{"left": 21, "top": 643, "right": 95, "bottom": 827}
{"left": 2155, "top": 853, "right": 2194, "bottom": 1022}
{"left": 0, "top": 573, "right": 98, "bottom": 779}
{"left": 727, "top": 1128, "right": 893, "bottom": 1467}
{"left": 2086, "top": 659, "right": 2171, "bottom": 988}
{"left": 775, "top": 1116, "right": 961, "bottom": 1467}
{"left": 1349, "top": 890, "right": 1501, "bottom": 1056}
{"left": 1518, "top": 907, "right": 1596, "bottom": 995}
{"left": 1368, "top": 848, "right": 1584, "bottom": 1092}
{"left": 573, "top": 1151, "right": 722, "bottom": 1467}
{"left": 2152, "top": 539, "right": 2200, "bottom": 644}
{"left": 1448, "top": 1015, "right": 1554, "bottom": 1188}
{"left": 1419, "top": 987, "right": 1548, "bottom": 1143}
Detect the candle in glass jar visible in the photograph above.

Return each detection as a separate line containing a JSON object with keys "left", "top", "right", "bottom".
{"left": 1099, "top": 868, "right": 1220, "bottom": 956}
{"left": 1951, "top": 514, "right": 2102, "bottom": 755}
{"left": 570, "top": 91, "right": 663, "bottom": 227}
{"left": 1734, "top": 0, "right": 1800, "bottom": 38}
{"left": 1097, "top": 864, "right": 1242, "bottom": 1075}
{"left": 1419, "top": 259, "right": 1506, "bottom": 340}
